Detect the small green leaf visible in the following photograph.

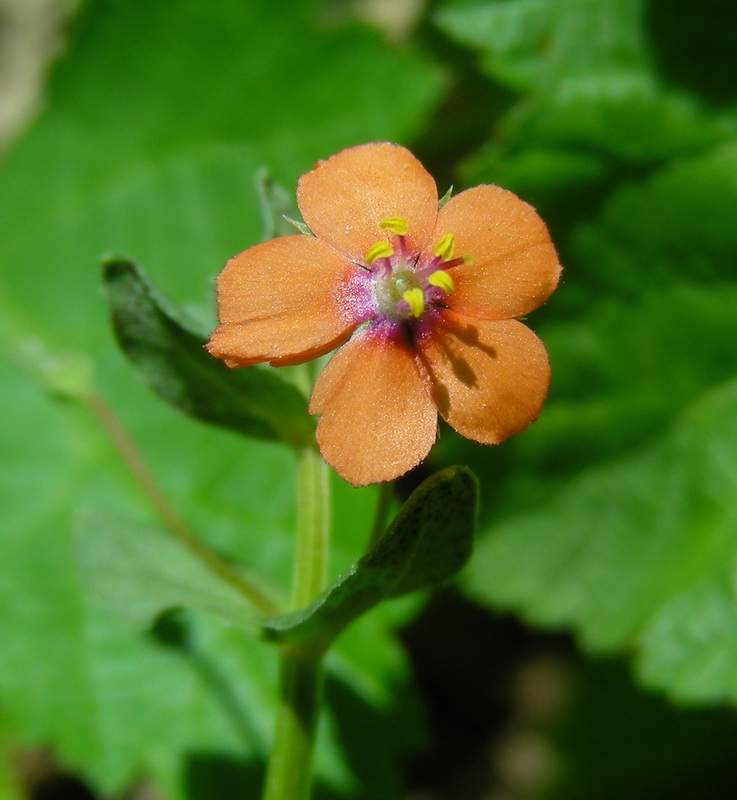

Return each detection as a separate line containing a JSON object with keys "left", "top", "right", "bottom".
{"left": 261, "top": 466, "right": 478, "bottom": 649}
{"left": 438, "top": 185, "right": 454, "bottom": 208}
{"left": 282, "top": 216, "right": 313, "bottom": 236}
{"left": 102, "top": 257, "right": 314, "bottom": 448}
{"left": 76, "top": 512, "right": 259, "bottom": 630}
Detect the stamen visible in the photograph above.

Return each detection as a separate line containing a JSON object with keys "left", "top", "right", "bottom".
{"left": 365, "top": 240, "right": 394, "bottom": 264}
{"left": 427, "top": 269, "right": 455, "bottom": 294}
{"left": 433, "top": 233, "right": 456, "bottom": 262}
{"left": 441, "top": 254, "right": 473, "bottom": 269}
{"left": 379, "top": 217, "right": 409, "bottom": 236}
{"left": 402, "top": 287, "right": 425, "bottom": 318}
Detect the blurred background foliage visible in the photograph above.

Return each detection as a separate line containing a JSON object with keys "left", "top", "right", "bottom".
{"left": 1, "top": 0, "right": 737, "bottom": 798}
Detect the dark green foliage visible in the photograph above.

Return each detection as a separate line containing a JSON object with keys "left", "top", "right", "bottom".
{"left": 103, "top": 257, "right": 314, "bottom": 448}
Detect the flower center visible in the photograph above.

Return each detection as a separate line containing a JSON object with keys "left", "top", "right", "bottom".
{"left": 362, "top": 218, "right": 470, "bottom": 323}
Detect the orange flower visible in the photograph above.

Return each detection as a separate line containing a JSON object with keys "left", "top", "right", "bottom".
{"left": 207, "top": 143, "right": 561, "bottom": 486}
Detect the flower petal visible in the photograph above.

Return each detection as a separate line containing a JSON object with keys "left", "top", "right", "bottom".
{"left": 419, "top": 312, "right": 550, "bottom": 444}
{"left": 207, "top": 235, "right": 356, "bottom": 367}
{"left": 297, "top": 142, "right": 438, "bottom": 262}
{"left": 435, "top": 185, "right": 561, "bottom": 320}
{"left": 309, "top": 328, "right": 437, "bottom": 486}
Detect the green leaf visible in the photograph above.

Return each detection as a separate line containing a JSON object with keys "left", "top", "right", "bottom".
{"left": 521, "top": 284, "right": 737, "bottom": 479}
{"left": 75, "top": 512, "right": 262, "bottom": 630}
{"left": 0, "top": 478, "right": 270, "bottom": 798}
{"left": 501, "top": 72, "right": 730, "bottom": 163}
{"left": 573, "top": 142, "right": 737, "bottom": 294}
{"left": 262, "top": 467, "right": 478, "bottom": 648}
{"left": 465, "top": 378, "right": 737, "bottom": 705}
{"left": 436, "top": 0, "right": 648, "bottom": 93}
{"left": 465, "top": 145, "right": 608, "bottom": 200}
{"left": 437, "top": 0, "right": 733, "bottom": 168}
{"left": 102, "top": 257, "right": 313, "bottom": 448}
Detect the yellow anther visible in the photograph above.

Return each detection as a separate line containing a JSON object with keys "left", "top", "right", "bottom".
{"left": 433, "top": 232, "right": 456, "bottom": 261}
{"left": 365, "top": 240, "right": 394, "bottom": 264}
{"left": 427, "top": 269, "right": 455, "bottom": 294}
{"left": 402, "top": 287, "right": 425, "bottom": 318}
{"left": 462, "top": 253, "right": 473, "bottom": 265}
{"left": 379, "top": 217, "right": 409, "bottom": 236}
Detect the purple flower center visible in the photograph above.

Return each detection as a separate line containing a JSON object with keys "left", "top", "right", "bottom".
{"left": 340, "top": 224, "right": 468, "bottom": 336}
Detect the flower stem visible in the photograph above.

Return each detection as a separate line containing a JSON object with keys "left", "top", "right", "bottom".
{"left": 262, "top": 445, "right": 331, "bottom": 800}
{"left": 291, "top": 445, "right": 331, "bottom": 608}
{"left": 261, "top": 645, "right": 325, "bottom": 800}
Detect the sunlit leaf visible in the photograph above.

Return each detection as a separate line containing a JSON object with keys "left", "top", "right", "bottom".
{"left": 436, "top": 0, "right": 648, "bottom": 92}
{"left": 438, "top": 0, "right": 732, "bottom": 169}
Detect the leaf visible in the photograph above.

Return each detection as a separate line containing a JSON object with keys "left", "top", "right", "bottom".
{"left": 262, "top": 467, "right": 478, "bottom": 648}
{"left": 502, "top": 72, "right": 729, "bottom": 163}
{"left": 75, "top": 512, "right": 261, "bottom": 630}
{"left": 573, "top": 142, "right": 737, "bottom": 294}
{"left": 522, "top": 284, "right": 737, "bottom": 478}
{"left": 0, "top": 465, "right": 269, "bottom": 798}
{"left": 437, "top": 0, "right": 732, "bottom": 168}
{"left": 465, "top": 145, "right": 608, "bottom": 200}
{"left": 436, "top": 0, "right": 648, "bottom": 93}
{"left": 102, "top": 257, "right": 313, "bottom": 448}
{"left": 464, "top": 378, "right": 737, "bottom": 705}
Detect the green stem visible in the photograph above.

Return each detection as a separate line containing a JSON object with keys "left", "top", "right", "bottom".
{"left": 262, "top": 446, "right": 331, "bottom": 800}
{"left": 261, "top": 646, "right": 325, "bottom": 800}
{"left": 291, "top": 446, "right": 331, "bottom": 609}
